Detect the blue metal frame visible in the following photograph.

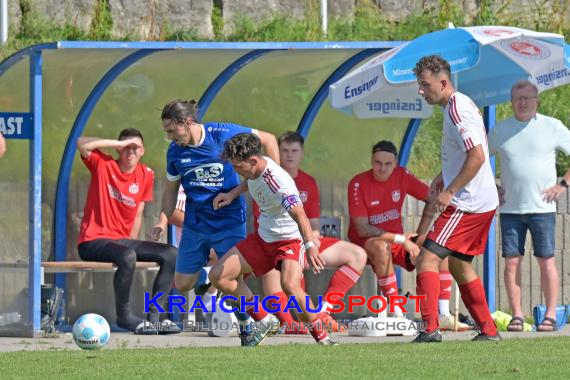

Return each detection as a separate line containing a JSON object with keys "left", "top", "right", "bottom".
{"left": 53, "top": 49, "right": 161, "bottom": 293}
{"left": 28, "top": 50, "right": 43, "bottom": 335}
{"left": 0, "top": 39, "right": 504, "bottom": 333}
{"left": 483, "top": 105, "right": 497, "bottom": 312}
{"left": 0, "top": 43, "right": 57, "bottom": 76}
{"left": 56, "top": 41, "right": 402, "bottom": 50}
{"left": 394, "top": 118, "right": 424, "bottom": 286}
{"left": 297, "top": 48, "right": 386, "bottom": 137}
{"left": 398, "top": 119, "right": 423, "bottom": 168}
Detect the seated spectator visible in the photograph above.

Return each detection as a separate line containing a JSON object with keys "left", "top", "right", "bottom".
{"left": 76, "top": 128, "right": 178, "bottom": 334}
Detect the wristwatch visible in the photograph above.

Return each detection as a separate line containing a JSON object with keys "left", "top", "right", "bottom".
{"left": 560, "top": 179, "right": 569, "bottom": 188}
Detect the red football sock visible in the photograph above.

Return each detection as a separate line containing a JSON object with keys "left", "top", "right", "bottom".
{"left": 416, "top": 271, "right": 440, "bottom": 333}
{"left": 244, "top": 296, "right": 268, "bottom": 321}
{"left": 269, "top": 291, "right": 296, "bottom": 328}
{"left": 377, "top": 273, "right": 398, "bottom": 298}
{"left": 324, "top": 265, "right": 361, "bottom": 302}
{"left": 307, "top": 319, "right": 330, "bottom": 343}
{"left": 439, "top": 271, "right": 452, "bottom": 300}
{"left": 459, "top": 278, "right": 497, "bottom": 336}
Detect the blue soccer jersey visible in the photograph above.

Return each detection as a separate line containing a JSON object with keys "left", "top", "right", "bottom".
{"left": 166, "top": 122, "right": 256, "bottom": 231}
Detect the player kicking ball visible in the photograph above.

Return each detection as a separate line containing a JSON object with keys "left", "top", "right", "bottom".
{"left": 209, "top": 133, "right": 338, "bottom": 346}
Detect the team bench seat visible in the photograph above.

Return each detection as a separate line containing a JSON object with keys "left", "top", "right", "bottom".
{"left": 41, "top": 261, "right": 160, "bottom": 273}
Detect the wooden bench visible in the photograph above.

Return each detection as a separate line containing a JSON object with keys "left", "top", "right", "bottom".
{"left": 41, "top": 261, "right": 160, "bottom": 273}
{"left": 0, "top": 261, "right": 160, "bottom": 273}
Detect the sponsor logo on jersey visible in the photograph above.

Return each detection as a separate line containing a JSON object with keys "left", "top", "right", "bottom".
{"left": 391, "top": 190, "right": 401, "bottom": 202}
{"left": 183, "top": 163, "right": 224, "bottom": 183}
{"left": 369, "top": 209, "right": 400, "bottom": 225}
{"left": 181, "top": 158, "right": 192, "bottom": 163}
{"left": 256, "top": 191, "right": 265, "bottom": 204}
{"left": 128, "top": 183, "right": 139, "bottom": 194}
{"left": 300, "top": 191, "right": 308, "bottom": 203}
{"left": 107, "top": 184, "right": 136, "bottom": 207}
{"left": 371, "top": 200, "right": 380, "bottom": 206}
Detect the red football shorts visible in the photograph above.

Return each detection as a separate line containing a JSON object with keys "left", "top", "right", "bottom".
{"left": 237, "top": 233, "right": 305, "bottom": 277}
{"left": 426, "top": 205, "right": 496, "bottom": 256}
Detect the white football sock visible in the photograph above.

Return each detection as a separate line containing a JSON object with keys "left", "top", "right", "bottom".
{"left": 439, "top": 299, "right": 450, "bottom": 317}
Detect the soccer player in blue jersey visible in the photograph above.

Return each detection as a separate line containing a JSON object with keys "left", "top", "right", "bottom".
{"left": 151, "top": 99, "right": 279, "bottom": 337}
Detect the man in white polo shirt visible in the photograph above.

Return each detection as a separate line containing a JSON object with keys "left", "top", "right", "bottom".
{"left": 489, "top": 80, "right": 570, "bottom": 332}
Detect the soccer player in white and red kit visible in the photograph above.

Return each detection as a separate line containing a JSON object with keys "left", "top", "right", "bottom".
{"left": 209, "top": 133, "right": 338, "bottom": 346}
{"left": 253, "top": 132, "right": 366, "bottom": 333}
{"left": 412, "top": 55, "right": 499, "bottom": 342}
{"left": 347, "top": 140, "right": 468, "bottom": 330}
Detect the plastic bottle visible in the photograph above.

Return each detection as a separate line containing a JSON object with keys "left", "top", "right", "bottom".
{"left": 0, "top": 312, "right": 22, "bottom": 327}
{"left": 56, "top": 299, "right": 66, "bottom": 326}
{"left": 321, "top": 224, "right": 330, "bottom": 237}
{"left": 329, "top": 224, "right": 339, "bottom": 238}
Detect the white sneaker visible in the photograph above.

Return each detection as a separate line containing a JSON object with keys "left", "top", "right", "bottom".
{"left": 439, "top": 314, "right": 470, "bottom": 331}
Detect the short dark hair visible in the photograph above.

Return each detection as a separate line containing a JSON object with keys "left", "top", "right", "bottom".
{"left": 161, "top": 99, "right": 200, "bottom": 123}
{"left": 413, "top": 55, "right": 451, "bottom": 80}
{"left": 372, "top": 140, "right": 397, "bottom": 157}
{"left": 223, "top": 133, "right": 262, "bottom": 161}
{"left": 118, "top": 128, "right": 144, "bottom": 142}
{"left": 278, "top": 131, "right": 304, "bottom": 148}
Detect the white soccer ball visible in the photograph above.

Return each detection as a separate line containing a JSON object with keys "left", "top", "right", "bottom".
{"left": 72, "top": 313, "right": 111, "bottom": 350}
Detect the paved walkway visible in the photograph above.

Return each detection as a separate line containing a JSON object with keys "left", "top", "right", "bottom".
{"left": 1, "top": 326, "right": 568, "bottom": 352}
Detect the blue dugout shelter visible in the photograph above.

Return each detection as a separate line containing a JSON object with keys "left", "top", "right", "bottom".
{"left": 0, "top": 41, "right": 496, "bottom": 337}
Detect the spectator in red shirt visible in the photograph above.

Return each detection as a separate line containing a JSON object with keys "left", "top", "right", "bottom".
{"left": 76, "top": 128, "right": 178, "bottom": 334}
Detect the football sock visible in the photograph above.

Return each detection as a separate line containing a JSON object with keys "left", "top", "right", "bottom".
{"left": 268, "top": 291, "right": 297, "bottom": 326}
{"left": 416, "top": 271, "right": 440, "bottom": 332}
{"left": 459, "top": 278, "right": 497, "bottom": 336}
{"left": 439, "top": 271, "right": 452, "bottom": 316}
{"left": 244, "top": 296, "right": 268, "bottom": 321}
{"left": 307, "top": 319, "right": 329, "bottom": 343}
{"left": 323, "top": 265, "right": 361, "bottom": 310}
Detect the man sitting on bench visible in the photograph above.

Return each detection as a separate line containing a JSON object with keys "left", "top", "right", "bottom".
{"left": 76, "top": 128, "right": 178, "bottom": 334}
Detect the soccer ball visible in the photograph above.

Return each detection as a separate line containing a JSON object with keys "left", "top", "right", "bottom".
{"left": 72, "top": 313, "right": 111, "bottom": 350}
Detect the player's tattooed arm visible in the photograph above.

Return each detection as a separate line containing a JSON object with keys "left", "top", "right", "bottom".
{"left": 353, "top": 217, "right": 387, "bottom": 238}
{"left": 353, "top": 217, "right": 412, "bottom": 243}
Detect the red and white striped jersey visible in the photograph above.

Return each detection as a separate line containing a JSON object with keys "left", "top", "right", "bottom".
{"left": 248, "top": 157, "right": 302, "bottom": 242}
{"left": 442, "top": 92, "right": 498, "bottom": 212}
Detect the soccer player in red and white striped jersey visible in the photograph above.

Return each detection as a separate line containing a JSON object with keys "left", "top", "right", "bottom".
{"left": 209, "top": 133, "right": 338, "bottom": 346}
{"left": 412, "top": 55, "right": 499, "bottom": 343}
{"left": 253, "top": 132, "right": 367, "bottom": 333}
